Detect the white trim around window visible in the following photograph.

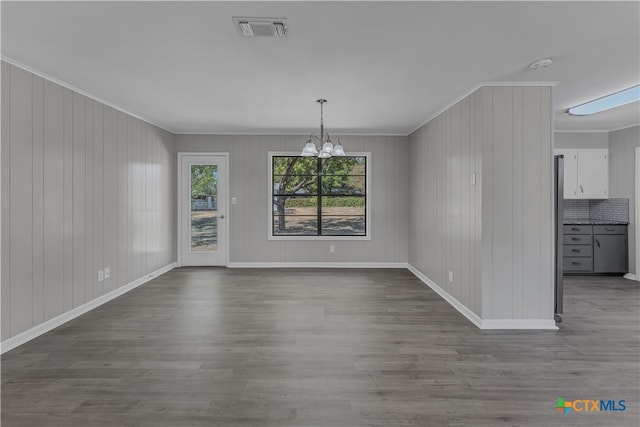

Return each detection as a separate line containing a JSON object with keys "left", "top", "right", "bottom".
{"left": 267, "top": 151, "right": 371, "bottom": 241}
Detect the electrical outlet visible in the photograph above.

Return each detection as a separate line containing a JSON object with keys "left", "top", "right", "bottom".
{"left": 104, "top": 267, "right": 110, "bottom": 279}
{"left": 97, "top": 270, "right": 104, "bottom": 282}
{"left": 329, "top": 245, "right": 335, "bottom": 253}
{"left": 448, "top": 270, "right": 453, "bottom": 282}
{"left": 472, "top": 173, "right": 476, "bottom": 185}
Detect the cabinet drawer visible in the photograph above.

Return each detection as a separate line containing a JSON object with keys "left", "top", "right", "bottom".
{"left": 593, "top": 225, "right": 626, "bottom": 235}
{"left": 564, "top": 257, "right": 593, "bottom": 272}
{"left": 563, "top": 245, "right": 592, "bottom": 257}
{"left": 563, "top": 235, "right": 592, "bottom": 245}
{"left": 563, "top": 225, "right": 592, "bottom": 235}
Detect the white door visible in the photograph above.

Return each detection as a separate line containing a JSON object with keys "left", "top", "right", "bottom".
{"left": 179, "top": 154, "right": 227, "bottom": 266}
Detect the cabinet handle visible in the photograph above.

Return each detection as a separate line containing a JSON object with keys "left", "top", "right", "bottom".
{"left": 580, "top": 185, "right": 584, "bottom": 193}
{"left": 571, "top": 262, "right": 581, "bottom": 265}
{"left": 571, "top": 249, "right": 580, "bottom": 253}
{"left": 604, "top": 227, "right": 615, "bottom": 231}
{"left": 571, "top": 227, "right": 580, "bottom": 231}
{"left": 571, "top": 237, "right": 580, "bottom": 241}
{"left": 595, "top": 239, "right": 600, "bottom": 248}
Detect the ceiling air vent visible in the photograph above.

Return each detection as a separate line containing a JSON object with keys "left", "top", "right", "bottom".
{"left": 233, "top": 17, "right": 288, "bottom": 37}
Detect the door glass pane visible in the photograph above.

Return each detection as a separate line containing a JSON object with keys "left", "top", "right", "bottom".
{"left": 191, "top": 165, "right": 218, "bottom": 252}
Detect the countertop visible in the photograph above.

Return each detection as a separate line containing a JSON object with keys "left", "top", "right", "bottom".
{"left": 564, "top": 218, "right": 628, "bottom": 225}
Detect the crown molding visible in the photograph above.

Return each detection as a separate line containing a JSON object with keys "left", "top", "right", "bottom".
{"left": 555, "top": 123, "right": 640, "bottom": 133}
{"left": 609, "top": 123, "right": 640, "bottom": 133}
{"left": 1, "top": 58, "right": 407, "bottom": 138}
{"left": 1, "top": 58, "right": 565, "bottom": 138}
{"left": 1, "top": 56, "right": 176, "bottom": 134}
{"left": 554, "top": 129, "right": 610, "bottom": 133}
{"left": 408, "top": 81, "right": 558, "bottom": 136}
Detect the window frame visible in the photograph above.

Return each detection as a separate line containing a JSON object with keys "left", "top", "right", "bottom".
{"left": 268, "top": 151, "right": 371, "bottom": 241}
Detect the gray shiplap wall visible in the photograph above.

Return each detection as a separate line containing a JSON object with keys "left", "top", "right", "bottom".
{"left": 408, "top": 93, "right": 482, "bottom": 315}
{"left": 609, "top": 125, "right": 639, "bottom": 274}
{"left": 176, "top": 135, "right": 408, "bottom": 264}
{"left": 481, "top": 86, "right": 553, "bottom": 320}
{"left": 1, "top": 62, "right": 177, "bottom": 340}
{"left": 408, "top": 86, "right": 554, "bottom": 321}
{"left": 554, "top": 132, "right": 609, "bottom": 149}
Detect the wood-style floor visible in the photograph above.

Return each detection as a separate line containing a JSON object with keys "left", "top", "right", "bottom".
{"left": 2, "top": 268, "right": 639, "bottom": 426}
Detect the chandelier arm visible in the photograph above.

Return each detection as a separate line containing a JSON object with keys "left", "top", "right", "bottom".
{"left": 325, "top": 133, "right": 340, "bottom": 143}
{"left": 309, "top": 134, "right": 322, "bottom": 143}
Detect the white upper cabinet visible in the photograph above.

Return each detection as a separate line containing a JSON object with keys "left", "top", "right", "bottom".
{"left": 556, "top": 149, "right": 578, "bottom": 198}
{"left": 554, "top": 149, "right": 608, "bottom": 199}
{"left": 577, "top": 149, "right": 608, "bottom": 199}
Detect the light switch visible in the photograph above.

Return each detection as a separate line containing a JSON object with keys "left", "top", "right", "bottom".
{"left": 231, "top": 197, "right": 237, "bottom": 205}
{"left": 98, "top": 270, "right": 104, "bottom": 282}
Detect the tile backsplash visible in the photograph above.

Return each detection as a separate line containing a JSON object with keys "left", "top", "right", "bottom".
{"left": 563, "top": 200, "right": 589, "bottom": 220}
{"left": 590, "top": 199, "right": 629, "bottom": 222}
{"left": 564, "top": 198, "right": 629, "bottom": 223}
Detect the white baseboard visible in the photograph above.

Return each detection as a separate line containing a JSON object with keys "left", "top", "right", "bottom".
{"left": 481, "top": 319, "right": 558, "bottom": 330}
{"left": 2, "top": 261, "right": 559, "bottom": 352}
{"left": 407, "top": 264, "right": 558, "bottom": 330}
{"left": 407, "top": 264, "right": 483, "bottom": 328}
{"left": 227, "top": 262, "right": 409, "bottom": 269}
{"left": 1, "top": 262, "right": 177, "bottom": 354}
{"left": 623, "top": 273, "right": 639, "bottom": 282}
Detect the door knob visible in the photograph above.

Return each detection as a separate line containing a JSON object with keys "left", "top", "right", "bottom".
{"left": 218, "top": 214, "right": 225, "bottom": 219}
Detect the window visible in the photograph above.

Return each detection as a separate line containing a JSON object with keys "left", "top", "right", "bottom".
{"left": 269, "top": 153, "right": 369, "bottom": 239}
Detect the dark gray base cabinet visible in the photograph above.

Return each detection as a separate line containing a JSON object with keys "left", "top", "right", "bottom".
{"left": 594, "top": 233, "right": 628, "bottom": 273}
{"left": 563, "top": 224, "right": 628, "bottom": 274}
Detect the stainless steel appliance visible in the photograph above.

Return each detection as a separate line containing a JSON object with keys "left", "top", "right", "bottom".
{"left": 554, "top": 155, "right": 564, "bottom": 322}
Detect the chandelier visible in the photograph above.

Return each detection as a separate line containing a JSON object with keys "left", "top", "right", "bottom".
{"left": 300, "top": 99, "right": 345, "bottom": 158}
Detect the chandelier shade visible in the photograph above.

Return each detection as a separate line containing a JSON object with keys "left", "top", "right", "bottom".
{"left": 301, "top": 139, "right": 319, "bottom": 157}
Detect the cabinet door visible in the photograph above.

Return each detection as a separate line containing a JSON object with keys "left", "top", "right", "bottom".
{"left": 577, "top": 150, "right": 608, "bottom": 199}
{"left": 593, "top": 234, "right": 628, "bottom": 273}
{"left": 555, "top": 150, "right": 578, "bottom": 198}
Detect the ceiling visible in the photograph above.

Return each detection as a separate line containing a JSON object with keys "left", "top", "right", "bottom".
{"left": 2, "top": 1, "right": 639, "bottom": 135}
